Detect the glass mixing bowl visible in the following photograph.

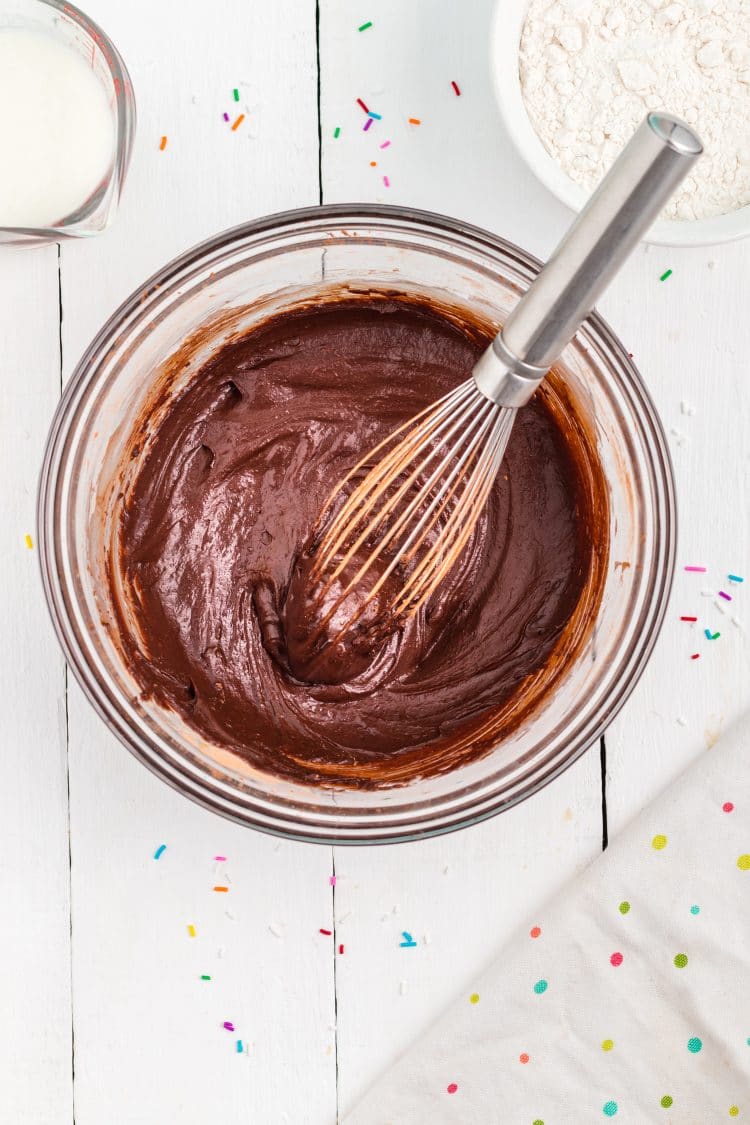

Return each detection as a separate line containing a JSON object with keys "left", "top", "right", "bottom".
{"left": 37, "top": 205, "right": 675, "bottom": 844}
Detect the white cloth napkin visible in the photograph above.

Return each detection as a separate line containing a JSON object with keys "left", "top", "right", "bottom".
{"left": 345, "top": 717, "right": 750, "bottom": 1124}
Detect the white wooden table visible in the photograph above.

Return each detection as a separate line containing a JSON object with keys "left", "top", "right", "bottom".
{"left": 1, "top": 2, "right": 748, "bottom": 1121}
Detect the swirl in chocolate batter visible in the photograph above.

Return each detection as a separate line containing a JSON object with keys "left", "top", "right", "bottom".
{"left": 116, "top": 296, "right": 608, "bottom": 786}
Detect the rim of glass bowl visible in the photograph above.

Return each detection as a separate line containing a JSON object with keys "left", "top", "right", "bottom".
{"left": 0, "top": 0, "right": 136, "bottom": 242}
{"left": 37, "top": 204, "right": 676, "bottom": 845}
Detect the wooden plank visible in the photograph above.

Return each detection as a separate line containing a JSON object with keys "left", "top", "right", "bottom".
{"left": 319, "top": 1, "right": 606, "bottom": 1113}
{"left": 60, "top": 2, "right": 336, "bottom": 1121}
{"left": 601, "top": 241, "right": 750, "bottom": 832}
{"left": 0, "top": 246, "right": 73, "bottom": 1123}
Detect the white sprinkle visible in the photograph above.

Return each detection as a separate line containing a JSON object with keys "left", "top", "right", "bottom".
{"left": 392, "top": 904, "right": 400, "bottom": 915}
{"left": 443, "top": 865, "right": 450, "bottom": 875}
{"left": 269, "top": 922, "right": 285, "bottom": 938}
{"left": 731, "top": 615, "right": 742, "bottom": 629}
{"left": 225, "top": 908, "right": 237, "bottom": 921}
{"left": 669, "top": 426, "right": 686, "bottom": 446}
{"left": 217, "top": 946, "right": 225, "bottom": 958}
{"left": 335, "top": 911, "right": 352, "bottom": 925}
{"left": 680, "top": 399, "right": 697, "bottom": 416}
{"left": 700, "top": 588, "right": 715, "bottom": 598}
{"left": 714, "top": 599, "right": 727, "bottom": 615}
{"left": 707, "top": 260, "right": 716, "bottom": 270}
{"left": 423, "top": 932, "right": 432, "bottom": 945}
{"left": 399, "top": 980, "right": 407, "bottom": 996}
{"left": 676, "top": 716, "right": 688, "bottom": 727}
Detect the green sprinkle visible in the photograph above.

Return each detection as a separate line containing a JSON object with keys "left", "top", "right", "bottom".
{"left": 660, "top": 268, "right": 673, "bottom": 281}
{"left": 705, "top": 629, "right": 721, "bottom": 640}
{"left": 661, "top": 1095, "right": 673, "bottom": 1108}
{"left": 200, "top": 974, "right": 212, "bottom": 980}
{"left": 333, "top": 126, "right": 341, "bottom": 138}
{"left": 619, "top": 900, "right": 630, "bottom": 915}
{"left": 358, "top": 20, "right": 373, "bottom": 31}
{"left": 233, "top": 88, "right": 240, "bottom": 102}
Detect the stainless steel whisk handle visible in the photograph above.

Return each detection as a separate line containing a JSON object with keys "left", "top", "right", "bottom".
{"left": 474, "top": 111, "right": 702, "bottom": 408}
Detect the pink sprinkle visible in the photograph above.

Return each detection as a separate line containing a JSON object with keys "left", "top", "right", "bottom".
{"left": 610, "top": 952, "right": 623, "bottom": 967}
{"left": 451, "top": 80, "right": 461, "bottom": 96}
{"left": 222, "top": 113, "right": 229, "bottom": 122}
{"left": 447, "top": 1083, "right": 458, "bottom": 1094}
{"left": 383, "top": 175, "right": 390, "bottom": 187}
{"left": 685, "top": 566, "right": 707, "bottom": 573}
{"left": 719, "top": 590, "right": 732, "bottom": 601}
{"left": 329, "top": 875, "right": 337, "bottom": 886}
{"left": 214, "top": 855, "right": 227, "bottom": 861}
{"left": 223, "top": 1021, "right": 235, "bottom": 1031}
{"left": 723, "top": 802, "right": 734, "bottom": 813}
{"left": 379, "top": 140, "right": 391, "bottom": 149}
{"left": 320, "top": 928, "right": 332, "bottom": 935}
{"left": 363, "top": 117, "right": 373, "bottom": 132}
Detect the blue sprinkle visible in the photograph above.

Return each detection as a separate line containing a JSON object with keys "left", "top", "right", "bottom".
{"left": 153, "top": 844, "right": 167, "bottom": 860}
{"left": 367, "top": 111, "right": 382, "bottom": 119}
{"left": 728, "top": 574, "right": 744, "bottom": 583}
{"left": 236, "top": 1039, "right": 243, "bottom": 1053}
{"left": 400, "top": 931, "right": 417, "bottom": 947}
{"left": 704, "top": 628, "right": 721, "bottom": 640}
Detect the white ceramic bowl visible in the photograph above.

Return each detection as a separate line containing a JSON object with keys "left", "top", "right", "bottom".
{"left": 490, "top": 0, "right": 750, "bottom": 247}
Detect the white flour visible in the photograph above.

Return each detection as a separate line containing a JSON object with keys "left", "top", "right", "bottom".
{"left": 519, "top": 0, "right": 750, "bottom": 219}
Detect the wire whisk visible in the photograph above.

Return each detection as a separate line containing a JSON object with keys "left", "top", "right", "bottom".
{"left": 310, "top": 380, "right": 514, "bottom": 625}
{"left": 309, "top": 113, "right": 702, "bottom": 647}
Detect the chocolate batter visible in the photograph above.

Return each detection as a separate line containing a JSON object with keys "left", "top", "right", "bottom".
{"left": 116, "top": 296, "right": 608, "bottom": 786}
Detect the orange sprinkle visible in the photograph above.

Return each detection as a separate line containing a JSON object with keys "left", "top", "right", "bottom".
{"left": 213, "top": 886, "right": 229, "bottom": 893}
{"left": 159, "top": 135, "right": 167, "bottom": 151}
{"left": 408, "top": 117, "right": 421, "bottom": 125}
{"left": 530, "top": 925, "right": 541, "bottom": 939}
{"left": 370, "top": 161, "right": 377, "bottom": 166}
{"left": 231, "top": 113, "right": 245, "bottom": 132}
{"left": 519, "top": 1053, "right": 530, "bottom": 1064}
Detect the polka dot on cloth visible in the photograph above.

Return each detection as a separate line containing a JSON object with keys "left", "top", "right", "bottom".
{"left": 688, "top": 1037, "right": 703, "bottom": 1053}
{"left": 601, "top": 1039, "right": 614, "bottom": 1051}
{"left": 661, "top": 1095, "right": 674, "bottom": 1108}
{"left": 729, "top": 1108, "right": 739, "bottom": 1118}
{"left": 469, "top": 993, "right": 480, "bottom": 1004}
{"left": 610, "top": 952, "right": 623, "bottom": 967}
{"left": 619, "top": 901, "right": 630, "bottom": 914}
{"left": 674, "top": 953, "right": 689, "bottom": 968}
{"left": 737, "top": 855, "right": 750, "bottom": 871}
{"left": 652, "top": 834, "right": 668, "bottom": 850}
{"left": 446, "top": 1083, "right": 458, "bottom": 1094}
{"left": 691, "top": 904, "right": 701, "bottom": 915}
{"left": 519, "top": 1053, "right": 530, "bottom": 1064}
{"left": 533, "top": 979, "right": 548, "bottom": 994}
{"left": 603, "top": 1101, "right": 618, "bottom": 1116}
{"left": 724, "top": 802, "right": 735, "bottom": 813}
{"left": 530, "top": 926, "right": 541, "bottom": 939}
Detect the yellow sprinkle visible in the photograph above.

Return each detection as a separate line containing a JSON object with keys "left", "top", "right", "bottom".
{"left": 601, "top": 1039, "right": 614, "bottom": 1051}
{"left": 470, "top": 993, "right": 480, "bottom": 1004}
{"left": 652, "top": 834, "right": 668, "bottom": 850}
{"left": 24, "top": 534, "right": 33, "bottom": 549}
{"left": 187, "top": 924, "right": 196, "bottom": 937}
{"left": 738, "top": 855, "right": 750, "bottom": 871}
{"left": 729, "top": 1108, "right": 739, "bottom": 1118}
